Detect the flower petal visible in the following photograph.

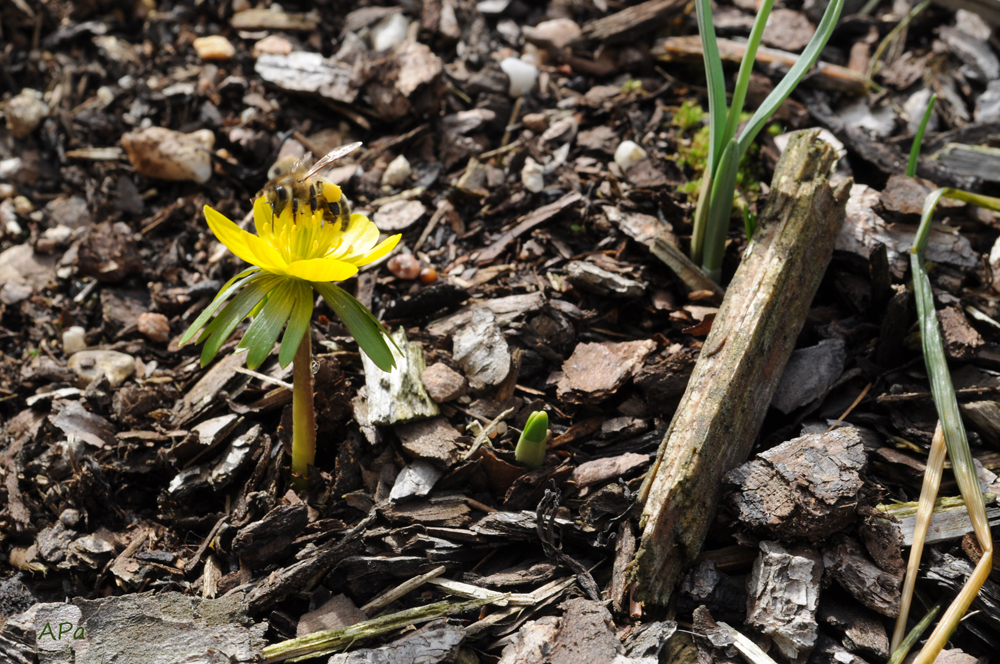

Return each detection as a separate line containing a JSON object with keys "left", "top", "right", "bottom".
{"left": 345, "top": 234, "right": 401, "bottom": 266}
{"left": 253, "top": 196, "right": 274, "bottom": 238}
{"left": 245, "top": 232, "right": 289, "bottom": 274}
{"left": 333, "top": 214, "right": 380, "bottom": 258}
{"left": 286, "top": 257, "right": 359, "bottom": 282}
{"left": 204, "top": 205, "right": 261, "bottom": 268}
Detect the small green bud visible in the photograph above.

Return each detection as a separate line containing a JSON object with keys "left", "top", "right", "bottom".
{"left": 515, "top": 411, "right": 549, "bottom": 469}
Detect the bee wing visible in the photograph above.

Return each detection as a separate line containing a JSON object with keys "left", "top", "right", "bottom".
{"left": 299, "top": 142, "right": 363, "bottom": 181}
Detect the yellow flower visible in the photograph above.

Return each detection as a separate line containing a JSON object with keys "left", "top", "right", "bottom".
{"left": 181, "top": 199, "right": 401, "bottom": 371}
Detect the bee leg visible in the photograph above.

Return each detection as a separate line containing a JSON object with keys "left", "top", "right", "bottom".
{"left": 308, "top": 183, "right": 319, "bottom": 214}
{"left": 292, "top": 196, "right": 299, "bottom": 219}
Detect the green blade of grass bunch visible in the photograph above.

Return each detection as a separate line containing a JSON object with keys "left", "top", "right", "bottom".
{"left": 694, "top": 0, "right": 727, "bottom": 178}
{"left": 313, "top": 282, "right": 398, "bottom": 372}
{"left": 702, "top": 138, "right": 741, "bottom": 281}
{"left": 737, "top": 0, "right": 845, "bottom": 154}
{"left": 515, "top": 410, "right": 549, "bottom": 468}
{"left": 722, "top": 0, "right": 777, "bottom": 149}
{"left": 907, "top": 93, "right": 937, "bottom": 178}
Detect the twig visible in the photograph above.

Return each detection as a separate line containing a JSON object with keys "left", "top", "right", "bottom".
{"left": 536, "top": 487, "right": 601, "bottom": 601}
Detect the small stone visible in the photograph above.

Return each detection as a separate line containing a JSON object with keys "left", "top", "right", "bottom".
{"left": 521, "top": 157, "right": 545, "bottom": 193}
{"left": 62, "top": 326, "right": 87, "bottom": 354}
{"left": 387, "top": 253, "right": 422, "bottom": 279}
{"left": 500, "top": 57, "right": 539, "bottom": 97}
{"left": 193, "top": 35, "right": 236, "bottom": 60}
{"left": 761, "top": 9, "right": 815, "bottom": 51}
{"left": 381, "top": 155, "right": 412, "bottom": 187}
{"left": 374, "top": 199, "right": 426, "bottom": 231}
{"left": 523, "top": 18, "right": 581, "bottom": 49}
{"left": 394, "top": 417, "right": 463, "bottom": 466}
{"left": 121, "top": 127, "right": 215, "bottom": 183}
{"left": 0, "top": 184, "right": 14, "bottom": 199}
{"left": 4, "top": 88, "right": 48, "bottom": 139}
{"left": 252, "top": 34, "right": 293, "bottom": 58}
{"left": 68, "top": 350, "right": 136, "bottom": 388}
{"left": 59, "top": 508, "right": 81, "bottom": 527}
{"left": 421, "top": 362, "right": 468, "bottom": 403}
{"left": 614, "top": 140, "right": 647, "bottom": 170}
{"left": 137, "top": 312, "right": 171, "bottom": 343}
{"left": 521, "top": 112, "right": 548, "bottom": 133}
{"left": 0, "top": 282, "right": 32, "bottom": 305}
{"left": 371, "top": 13, "right": 410, "bottom": 51}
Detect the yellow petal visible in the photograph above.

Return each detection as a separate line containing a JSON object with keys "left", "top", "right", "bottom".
{"left": 335, "top": 214, "right": 380, "bottom": 258}
{"left": 287, "top": 257, "right": 359, "bottom": 282}
{"left": 204, "top": 205, "right": 261, "bottom": 268}
{"left": 346, "top": 234, "right": 401, "bottom": 266}
{"left": 252, "top": 196, "right": 274, "bottom": 238}
{"left": 246, "top": 233, "right": 289, "bottom": 274}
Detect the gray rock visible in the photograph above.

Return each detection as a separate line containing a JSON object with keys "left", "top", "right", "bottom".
{"left": 67, "top": 350, "right": 136, "bottom": 388}
{"left": 772, "top": 338, "right": 846, "bottom": 413}
{"left": 420, "top": 362, "right": 467, "bottom": 403}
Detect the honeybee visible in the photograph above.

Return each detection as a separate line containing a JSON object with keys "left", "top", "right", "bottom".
{"left": 257, "top": 141, "right": 362, "bottom": 231}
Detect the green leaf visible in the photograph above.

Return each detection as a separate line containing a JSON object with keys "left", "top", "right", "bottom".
{"left": 239, "top": 280, "right": 296, "bottom": 370}
{"left": 279, "top": 280, "right": 314, "bottom": 369}
{"left": 907, "top": 93, "right": 937, "bottom": 178}
{"left": 199, "top": 274, "right": 279, "bottom": 367}
{"left": 694, "top": 0, "right": 727, "bottom": 176}
{"left": 723, "top": 0, "right": 777, "bottom": 149}
{"left": 313, "top": 282, "right": 397, "bottom": 372}
{"left": 737, "top": 0, "right": 845, "bottom": 154}
{"left": 702, "top": 138, "right": 741, "bottom": 281}
{"left": 179, "top": 268, "right": 260, "bottom": 345}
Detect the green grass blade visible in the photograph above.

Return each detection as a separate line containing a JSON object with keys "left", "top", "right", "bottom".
{"left": 737, "top": 0, "right": 844, "bottom": 154}
{"left": 723, "top": 0, "right": 777, "bottom": 149}
{"left": 743, "top": 206, "right": 758, "bottom": 240}
{"left": 279, "top": 281, "right": 314, "bottom": 369}
{"left": 199, "top": 275, "right": 278, "bottom": 366}
{"left": 907, "top": 93, "right": 937, "bottom": 178}
{"left": 702, "top": 138, "right": 741, "bottom": 281}
{"left": 239, "top": 280, "right": 296, "bottom": 370}
{"left": 313, "top": 282, "right": 397, "bottom": 372}
{"left": 694, "top": 0, "right": 727, "bottom": 177}
{"left": 179, "top": 268, "right": 260, "bottom": 345}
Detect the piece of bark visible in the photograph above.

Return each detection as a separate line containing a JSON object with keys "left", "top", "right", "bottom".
{"left": 746, "top": 541, "right": 824, "bottom": 664}
{"left": 570, "top": 0, "right": 688, "bottom": 46}
{"left": 557, "top": 340, "right": 656, "bottom": 405}
{"left": 633, "top": 130, "right": 849, "bottom": 606}
{"left": 725, "top": 428, "right": 866, "bottom": 540}
{"left": 875, "top": 499, "right": 1000, "bottom": 546}
{"left": 426, "top": 292, "right": 546, "bottom": 337}
{"left": 817, "top": 593, "right": 889, "bottom": 660}
{"left": 453, "top": 308, "right": 511, "bottom": 393}
{"left": 678, "top": 560, "right": 748, "bottom": 625}
{"left": 232, "top": 504, "right": 309, "bottom": 569}
{"left": 394, "top": 418, "right": 462, "bottom": 467}
{"left": 922, "top": 549, "right": 1000, "bottom": 634}
{"left": 571, "top": 453, "right": 650, "bottom": 491}
{"left": 822, "top": 534, "right": 901, "bottom": 617}
{"left": 654, "top": 36, "right": 866, "bottom": 95}
{"left": 297, "top": 594, "right": 366, "bottom": 637}
{"left": 771, "top": 339, "right": 846, "bottom": 413}
{"left": 362, "top": 327, "right": 440, "bottom": 426}
{"left": 327, "top": 620, "right": 464, "bottom": 664}
{"left": 498, "top": 598, "right": 625, "bottom": 664}
{"left": 474, "top": 191, "right": 582, "bottom": 265}
{"left": 610, "top": 520, "right": 637, "bottom": 615}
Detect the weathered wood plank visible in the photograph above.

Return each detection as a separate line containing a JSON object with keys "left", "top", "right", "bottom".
{"left": 631, "top": 130, "right": 850, "bottom": 606}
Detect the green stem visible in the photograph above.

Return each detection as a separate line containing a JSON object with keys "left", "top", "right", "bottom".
{"left": 907, "top": 93, "right": 937, "bottom": 178}
{"left": 292, "top": 332, "right": 316, "bottom": 492}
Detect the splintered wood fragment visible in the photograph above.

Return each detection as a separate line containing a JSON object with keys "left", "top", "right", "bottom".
{"left": 474, "top": 191, "right": 582, "bottom": 265}
{"left": 877, "top": 495, "right": 1000, "bottom": 546}
{"left": 361, "top": 327, "right": 440, "bottom": 425}
{"left": 632, "top": 130, "right": 849, "bottom": 606}
{"left": 654, "top": 36, "right": 867, "bottom": 95}
{"left": 263, "top": 595, "right": 505, "bottom": 663}
{"left": 571, "top": 0, "right": 688, "bottom": 46}
{"left": 649, "top": 237, "right": 724, "bottom": 303}
{"left": 361, "top": 565, "right": 447, "bottom": 616}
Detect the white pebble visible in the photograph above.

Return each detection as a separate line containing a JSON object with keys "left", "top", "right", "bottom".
{"left": 614, "top": 140, "right": 647, "bottom": 170}
{"left": 68, "top": 350, "right": 135, "bottom": 388}
{"left": 381, "top": 155, "right": 412, "bottom": 187}
{"left": 3, "top": 89, "right": 48, "bottom": 139}
{"left": 500, "top": 57, "right": 539, "bottom": 98}
{"left": 63, "top": 326, "right": 87, "bottom": 354}
{"left": 371, "top": 13, "right": 410, "bottom": 51}
{"left": 521, "top": 157, "right": 545, "bottom": 193}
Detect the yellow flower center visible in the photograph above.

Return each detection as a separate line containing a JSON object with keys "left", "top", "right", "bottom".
{"left": 257, "top": 203, "right": 344, "bottom": 264}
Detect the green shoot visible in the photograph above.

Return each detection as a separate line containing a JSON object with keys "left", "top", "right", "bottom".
{"left": 690, "top": 0, "right": 845, "bottom": 282}
{"left": 515, "top": 411, "right": 549, "bottom": 468}
{"left": 907, "top": 93, "right": 937, "bottom": 178}
{"left": 743, "top": 206, "right": 758, "bottom": 240}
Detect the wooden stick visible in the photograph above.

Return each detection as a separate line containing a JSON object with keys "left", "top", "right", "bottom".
{"left": 631, "top": 130, "right": 850, "bottom": 606}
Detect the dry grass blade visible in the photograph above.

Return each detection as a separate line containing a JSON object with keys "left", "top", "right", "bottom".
{"left": 891, "top": 422, "right": 946, "bottom": 651}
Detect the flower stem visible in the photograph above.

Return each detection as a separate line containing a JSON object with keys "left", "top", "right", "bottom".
{"left": 291, "top": 332, "right": 316, "bottom": 492}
